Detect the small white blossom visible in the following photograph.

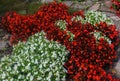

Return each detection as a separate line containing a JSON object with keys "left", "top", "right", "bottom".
{"left": 30, "top": 76, "right": 34, "bottom": 81}
{"left": 0, "top": 31, "right": 68, "bottom": 80}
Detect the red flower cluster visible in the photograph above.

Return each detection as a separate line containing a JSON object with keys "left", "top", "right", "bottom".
{"left": 96, "top": 22, "right": 119, "bottom": 46}
{"left": 1, "top": 2, "right": 71, "bottom": 45}
{"left": 111, "top": 0, "right": 120, "bottom": 17}
{"left": 1, "top": 12, "right": 39, "bottom": 44}
{"left": 71, "top": 63, "right": 120, "bottom": 81}
{"left": 64, "top": 21, "right": 119, "bottom": 81}
{"left": 1, "top": 2, "right": 120, "bottom": 81}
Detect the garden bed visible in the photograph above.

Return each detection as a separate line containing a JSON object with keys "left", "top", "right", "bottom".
{"left": 0, "top": 0, "right": 120, "bottom": 81}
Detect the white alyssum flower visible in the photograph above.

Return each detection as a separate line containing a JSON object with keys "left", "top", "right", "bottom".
{"left": 71, "top": 11, "right": 113, "bottom": 26}
{"left": 0, "top": 31, "right": 69, "bottom": 81}
{"left": 71, "top": 16, "right": 84, "bottom": 23}
{"left": 55, "top": 20, "right": 67, "bottom": 30}
{"left": 92, "top": 31, "right": 112, "bottom": 44}
{"left": 84, "top": 11, "right": 113, "bottom": 25}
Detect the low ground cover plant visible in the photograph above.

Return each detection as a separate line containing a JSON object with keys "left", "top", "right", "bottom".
{"left": 0, "top": 31, "right": 69, "bottom": 81}
{"left": 0, "top": 2, "right": 120, "bottom": 81}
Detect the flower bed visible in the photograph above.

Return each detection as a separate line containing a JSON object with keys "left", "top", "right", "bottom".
{"left": 1, "top": 2, "right": 120, "bottom": 81}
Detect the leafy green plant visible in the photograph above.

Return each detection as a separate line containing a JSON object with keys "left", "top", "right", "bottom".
{"left": 0, "top": 31, "right": 69, "bottom": 81}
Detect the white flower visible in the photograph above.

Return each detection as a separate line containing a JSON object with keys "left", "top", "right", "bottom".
{"left": 18, "top": 75, "right": 22, "bottom": 79}
{"left": 30, "top": 75, "right": 34, "bottom": 81}
{"left": 27, "top": 73, "right": 31, "bottom": 77}
{"left": 25, "top": 63, "right": 31, "bottom": 70}
{"left": 84, "top": 11, "right": 113, "bottom": 25}
{"left": 55, "top": 20, "right": 67, "bottom": 30}
{"left": 92, "top": 31, "right": 112, "bottom": 44}
{"left": 2, "top": 72, "right": 6, "bottom": 79}
{"left": 10, "top": 78, "right": 14, "bottom": 81}
{"left": 37, "top": 77, "right": 42, "bottom": 80}
{"left": 14, "top": 64, "right": 18, "bottom": 70}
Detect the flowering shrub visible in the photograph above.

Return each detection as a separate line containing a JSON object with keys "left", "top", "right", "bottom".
{"left": 111, "top": 0, "right": 120, "bottom": 17}
{"left": 0, "top": 31, "right": 69, "bottom": 81}
{"left": 1, "top": 2, "right": 120, "bottom": 81}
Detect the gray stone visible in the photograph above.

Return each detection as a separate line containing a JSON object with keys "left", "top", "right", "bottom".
{"left": 62, "top": 1, "right": 74, "bottom": 7}
{"left": 104, "top": 12, "right": 115, "bottom": 17}
{"left": 88, "top": 2, "right": 100, "bottom": 11}
{"left": 0, "top": 41, "right": 7, "bottom": 50}
{"left": 72, "top": 4, "right": 85, "bottom": 10}
{"left": 82, "top": 0, "right": 94, "bottom": 6}
{"left": 80, "top": 0, "right": 94, "bottom": 10}
{"left": 64, "top": 0, "right": 95, "bottom": 11}
{"left": 114, "top": 60, "right": 120, "bottom": 78}
{"left": 117, "top": 47, "right": 120, "bottom": 52}
{"left": 113, "top": 21, "right": 120, "bottom": 30}
{"left": 99, "top": 5, "right": 115, "bottom": 13}
{"left": 104, "top": 1, "right": 112, "bottom": 8}
{"left": 110, "top": 16, "right": 120, "bottom": 21}
{"left": 2, "top": 34, "right": 11, "bottom": 41}
{"left": 103, "top": 12, "right": 120, "bottom": 30}
{"left": 41, "top": 0, "right": 53, "bottom": 3}
{"left": 8, "top": 41, "right": 12, "bottom": 47}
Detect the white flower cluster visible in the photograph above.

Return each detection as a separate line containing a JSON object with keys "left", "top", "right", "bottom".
{"left": 55, "top": 20, "right": 75, "bottom": 41}
{"left": 71, "top": 11, "right": 113, "bottom": 25}
{"left": 84, "top": 11, "right": 113, "bottom": 25}
{"left": 67, "top": 31, "right": 75, "bottom": 41}
{"left": 71, "top": 16, "right": 84, "bottom": 23}
{"left": 0, "top": 31, "right": 69, "bottom": 81}
{"left": 92, "top": 31, "right": 112, "bottom": 44}
{"left": 55, "top": 20, "right": 67, "bottom": 30}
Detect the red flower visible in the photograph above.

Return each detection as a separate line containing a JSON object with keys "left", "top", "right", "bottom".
{"left": 98, "top": 45, "right": 102, "bottom": 50}
{"left": 72, "top": 41, "right": 77, "bottom": 46}
{"left": 109, "top": 44, "right": 115, "bottom": 49}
